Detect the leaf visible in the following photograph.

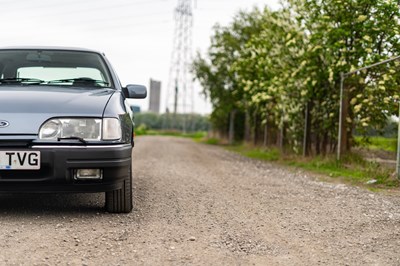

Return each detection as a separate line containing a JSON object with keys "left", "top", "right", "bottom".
{"left": 354, "top": 104, "right": 362, "bottom": 113}
{"left": 357, "top": 15, "right": 368, "bottom": 22}
{"left": 363, "top": 35, "right": 372, "bottom": 42}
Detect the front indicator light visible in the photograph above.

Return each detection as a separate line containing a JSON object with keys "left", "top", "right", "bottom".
{"left": 102, "top": 118, "right": 122, "bottom": 140}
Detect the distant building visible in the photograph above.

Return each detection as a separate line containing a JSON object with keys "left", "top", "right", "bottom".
{"left": 148, "top": 79, "right": 161, "bottom": 113}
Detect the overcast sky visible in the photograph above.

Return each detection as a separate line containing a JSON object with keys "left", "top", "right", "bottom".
{"left": 0, "top": 0, "right": 280, "bottom": 114}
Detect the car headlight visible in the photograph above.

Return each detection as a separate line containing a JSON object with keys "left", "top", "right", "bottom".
{"left": 39, "top": 118, "right": 108, "bottom": 141}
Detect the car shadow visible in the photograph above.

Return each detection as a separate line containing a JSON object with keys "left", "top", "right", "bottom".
{"left": 0, "top": 175, "right": 153, "bottom": 218}
{"left": 0, "top": 193, "right": 104, "bottom": 215}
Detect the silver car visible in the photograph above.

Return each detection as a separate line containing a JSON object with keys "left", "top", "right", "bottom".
{"left": 0, "top": 46, "right": 147, "bottom": 213}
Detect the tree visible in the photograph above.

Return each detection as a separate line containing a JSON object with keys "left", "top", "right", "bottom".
{"left": 288, "top": 0, "right": 400, "bottom": 153}
{"left": 192, "top": 9, "right": 264, "bottom": 142}
{"left": 192, "top": 0, "right": 400, "bottom": 155}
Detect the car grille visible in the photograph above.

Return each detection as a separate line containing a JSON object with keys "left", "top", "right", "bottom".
{"left": 0, "top": 139, "right": 33, "bottom": 148}
{"left": 0, "top": 165, "right": 52, "bottom": 180}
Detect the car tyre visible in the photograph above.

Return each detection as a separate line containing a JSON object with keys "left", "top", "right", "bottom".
{"left": 105, "top": 164, "right": 133, "bottom": 213}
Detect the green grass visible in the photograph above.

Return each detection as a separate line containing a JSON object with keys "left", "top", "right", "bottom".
{"left": 136, "top": 129, "right": 207, "bottom": 141}
{"left": 355, "top": 136, "right": 397, "bottom": 152}
{"left": 204, "top": 138, "right": 220, "bottom": 145}
{"left": 288, "top": 155, "right": 397, "bottom": 187}
{"left": 227, "top": 146, "right": 280, "bottom": 161}
{"left": 215, "top": 143, "right": 398, "bottom": 190}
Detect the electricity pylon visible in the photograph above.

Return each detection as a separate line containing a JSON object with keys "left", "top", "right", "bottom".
{"left": 165, "top": 0, "right": 194, "bottom": 132}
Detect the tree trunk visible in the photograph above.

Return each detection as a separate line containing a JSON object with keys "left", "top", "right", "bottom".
{"left": 228, "top": 109, "right": 236, "bottom": 145}
{"left": 253, "top": 111, "right": 259, "bottom": 145}
{"left": 339, "top": 84, "right": 350, "bottom": 157}
{"left": 278, "top": 114, "right": 284, "bottom": 151}
{"left": 315, "top": 133, "right": 321, "bottom": 155}
{"left": 279, "top": 125, "right": 284, "bottom": 151}
{"left": 244, "top": 109, "right": 251, "bottom": 142}
{"left": 322, "top": 132, "right": 328, "bottom": 156}
{"left": 303, "top": 101, "right": 312, "bottom": 157}
{"left": 263, "top": 119, "right": 268, "bottom": 147}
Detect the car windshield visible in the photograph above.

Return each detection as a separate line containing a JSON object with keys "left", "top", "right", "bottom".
{"left": 0, "top": 49, "right": 112, "bottom": 88}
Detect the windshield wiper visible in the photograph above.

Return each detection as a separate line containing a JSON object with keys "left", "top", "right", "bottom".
{"left": 57, "top": 136, "right": 87, "bottom": 144}
{"left": 0, "top": 77, "right": 45, "bottom": 85}
{"left": 48, "top": 78, "right": 109, "bottom": 87}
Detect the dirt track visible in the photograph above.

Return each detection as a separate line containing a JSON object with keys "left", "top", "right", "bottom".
{"left": 1, "top": 136, "right": 400, "bottom": 265}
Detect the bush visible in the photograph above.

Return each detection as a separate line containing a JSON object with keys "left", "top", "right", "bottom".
{"left": 134, "top": 112, "right": 210, "bottom": 132}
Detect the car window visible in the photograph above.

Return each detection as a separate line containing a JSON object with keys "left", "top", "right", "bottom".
{"left": 0, "top": 50, "right": 112, "bottom": 88}
{"left": 18, "top": 67, "right": 105, "bottom": 83}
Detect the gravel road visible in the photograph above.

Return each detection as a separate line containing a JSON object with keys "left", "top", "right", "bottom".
{"left": 1, "top": 136, "right": 400, "bottom": 265}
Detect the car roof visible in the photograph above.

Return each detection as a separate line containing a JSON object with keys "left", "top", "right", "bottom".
{"left": 0, "top": 46, "right": 104, "bottom": 55}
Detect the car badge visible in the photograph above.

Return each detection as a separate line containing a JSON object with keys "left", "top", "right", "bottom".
{"left": 0, "top": 120, "right": 10, "bottom": 128}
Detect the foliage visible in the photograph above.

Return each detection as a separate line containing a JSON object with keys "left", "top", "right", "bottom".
{"left": 134, "top": 112, "right": 210, "bottom": 133}
{"left": 192, "top": 9, "right": 265, "bottom": 139}
{"left": 192, "top": 0, "right": 400, "bottom": 154}
{"left": 204, "top": 138, "right": 220, "bottom": 145}
{"left": 137, "top": 129, "right": 207, "bottom": 140}
{"left": 227, "top": 146, "right": 280, "bottom": 161}
{"left": 355, "top": 136, "right": 397, "bottom": 152}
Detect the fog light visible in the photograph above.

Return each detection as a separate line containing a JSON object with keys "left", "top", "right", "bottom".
{"left": 74, "top": 169, "right": 103, "bottom": 180}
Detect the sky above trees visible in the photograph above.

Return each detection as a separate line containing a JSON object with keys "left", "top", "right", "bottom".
{"left": 0, "top": 0, "right": 280, "bottom": 113}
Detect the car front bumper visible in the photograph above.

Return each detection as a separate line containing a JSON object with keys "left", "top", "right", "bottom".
{"left": 0, "top": 144, "right": 132, "bottom": 193}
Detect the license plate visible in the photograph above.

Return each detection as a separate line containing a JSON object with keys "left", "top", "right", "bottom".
{"left": 0, "top": 151, "right": 41, "bottom": 170}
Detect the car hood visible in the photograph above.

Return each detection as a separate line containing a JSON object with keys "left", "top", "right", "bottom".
{"left": 0, "top": 86, "right": 115, "bottom": 134}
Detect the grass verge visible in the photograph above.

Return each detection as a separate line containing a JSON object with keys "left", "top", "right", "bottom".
{"left": 354, "top": 136, "right": 397, "bottom": 152}
{"left": 206, "top": 141, "right": 399, "bottom": 190}
{"left": 136, "top": 129, "right": 206, "bottom": 141}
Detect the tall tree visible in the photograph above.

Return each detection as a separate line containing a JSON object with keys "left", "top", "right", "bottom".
{"left": 193, "top": 0, "right": 400, "bottom": 154}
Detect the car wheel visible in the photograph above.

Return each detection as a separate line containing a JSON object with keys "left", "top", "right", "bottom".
{"left": 105, "top": 164, "right": 133, "bottom": 213}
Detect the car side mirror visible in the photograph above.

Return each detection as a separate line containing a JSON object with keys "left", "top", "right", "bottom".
{"left": 125, "top": 84, "right": 147, "bottom": 99}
